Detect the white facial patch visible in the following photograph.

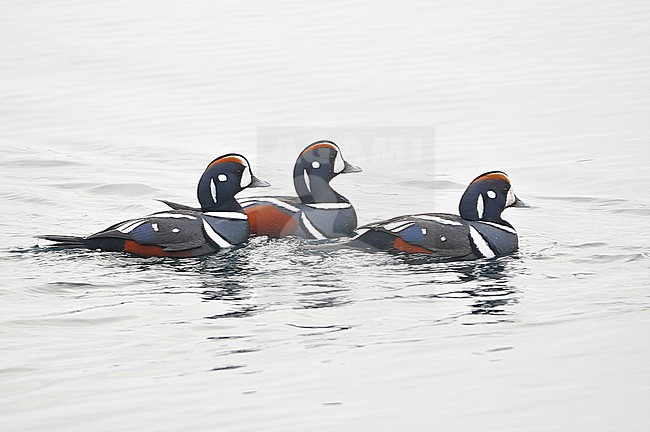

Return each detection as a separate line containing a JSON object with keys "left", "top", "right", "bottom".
{"left": 506, "top": 188, "right": 516, "bottom": 206}
{"left": 311, "top": 161, "right": 320, "bottom": 169}
{"left": 218, "top": 174, "right": 228, "bottom": 182}
{"left": 303, "top": 169, "right": 311, "bottom": 192}
{"left": 211, "top": 179, "right": 218, "bottom": 203}
{"left": 477, "top": 194, "right": 485, "bottom": 219}
{"left": 487, "top": 190, "right": 497, "bottom": 199}
{"left": 333, "top": 151, "right": 344, "bottom": 173}
{"left": 240, "top": 164, "right": 252, "bottom": 188}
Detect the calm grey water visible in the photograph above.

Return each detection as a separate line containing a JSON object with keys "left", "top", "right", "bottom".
{"left": 1, "top": 1, "right": 649, "bottom": 431}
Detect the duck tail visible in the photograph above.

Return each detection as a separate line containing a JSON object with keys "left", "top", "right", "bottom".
{"left": 37, "top": 235, "right": 87, "bottom": 248}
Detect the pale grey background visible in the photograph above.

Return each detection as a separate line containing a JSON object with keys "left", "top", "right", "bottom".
{"left": 1, "top": 1, "right": 649, "bottom": 431}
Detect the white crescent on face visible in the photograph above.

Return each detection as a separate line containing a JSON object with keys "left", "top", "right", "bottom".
{"left": 240, "top": 162, "right": 252, "bottom": 188}
{"left": 211, "top": 179, "right": 218, "bottom": 204}
{"left": 477, "top": 194, "right": 485, "bottom": 219}
{"left": 303, "top": 168, "right": 311, "bottom": 192}
{"left": 210, "top": 155, "right": 254, "bottom": 189}
{"left": 331, "top": 143, "right": 345, "bottom": 173}
{"left": 506, "top": 187, "right": 516, "bottom": 207}
{"left": 219, "top": 155, "right": 252, "bottom": 188}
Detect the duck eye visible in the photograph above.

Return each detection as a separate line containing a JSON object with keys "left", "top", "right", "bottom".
{"left": 218, "top": 174, "right": 228, "bottom": 182}
{"left": 311, "top": 161, "right": 320, "bottom": 169}
{"left": 487, "top": 190, "right": 497, "bottom": 199}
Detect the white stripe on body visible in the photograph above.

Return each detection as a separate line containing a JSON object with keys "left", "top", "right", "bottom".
{"left": 413, "top": 215, "right": 463, "bottom": 226}
{"left": 300, "top": 213, "right": 326, "bottom": 240}
{"left": 305, "top": 203, "right": 352, "bottom": 209}
{"left": 203, "top": 211, "right": 248, "bottom": 220}
{"left": 240, "top": 197, "right": 300, "bottom": 212}
{"left": 151, "top": 213, "right": 198, "bottom": 220}
{"left": 116, "top": 220, "right": 146, "bottom": 233}
{"left": 352, "top": 228, "right": 370, "bottom": 239}
{"left": 202, "top": 220, "right": 232, "bottom": 248}
{"left": 382, "top": 221, "right": 415, "bottom": 232}
{"left": 469, "top": 226, "right": 495, "bottom": 258}
{"left": 475, "top": 221, "right": 517, "bottom": 235}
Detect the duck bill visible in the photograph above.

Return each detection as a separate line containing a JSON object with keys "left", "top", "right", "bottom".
{"left": 249, "top": 175, "right": 271, "bottom": 188}
{"left": 341, "top": 160, "right": 362, "bottom": 174}
{"left": 512, "top": 195, "right": 529, "bottom": 208}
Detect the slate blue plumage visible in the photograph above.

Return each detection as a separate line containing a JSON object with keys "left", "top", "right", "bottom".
{"left": 38, "top": 154, "right": 269, "bottom": 257}
{"left": 349, "top": 171, "right": 528, "bottom": 260}
{"left": 163, "top": 140, "right": 362, "bottom": 239}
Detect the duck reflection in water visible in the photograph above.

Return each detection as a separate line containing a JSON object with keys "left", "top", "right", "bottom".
{"left": 198, "top": 252, "right": 260, "bottom": 319}
{"left": 149, "top": 249, "right": 259, "bottom": 319}
{"left": 397, "top": 253, "right": 519, "bottom": 322}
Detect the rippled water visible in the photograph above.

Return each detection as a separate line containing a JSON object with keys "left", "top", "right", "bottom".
{"left": 1, "top": 1, "right": 649, "bottom": 431}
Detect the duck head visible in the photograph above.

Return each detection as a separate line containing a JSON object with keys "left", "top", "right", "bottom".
{"left": 459, "top": 171, "right": 527, "bottom": 225}
{"left": 198, "top": 153, "right": 269, "bottom": 212}
{"left": 293, "top": 140, "right": 362, "bottom": 204}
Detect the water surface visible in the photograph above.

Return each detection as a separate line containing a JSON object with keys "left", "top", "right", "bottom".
{"left": 1, "top": 1, "right": 649, "bottom": 431}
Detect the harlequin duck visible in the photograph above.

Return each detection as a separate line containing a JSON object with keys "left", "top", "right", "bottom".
{"left": 243, "top": 140, "right": 362, "bottom": 238}
{"left": 163, "top": 140, "right": 362, "bottom": 239}
{"left": 38, "top": 154, "right": 270, "bottom": 257}
{"left": 349, "top": 171, "right": 528, "bottom": 260}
